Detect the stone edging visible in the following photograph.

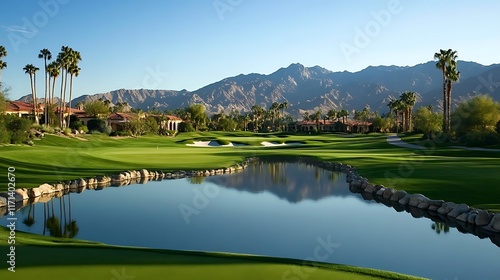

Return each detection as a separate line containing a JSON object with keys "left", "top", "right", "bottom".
{"left": 0, "top": 158, "right": 258, "bottom": 209}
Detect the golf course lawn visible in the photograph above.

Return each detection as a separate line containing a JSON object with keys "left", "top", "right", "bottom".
{"left": 0, "top": 131, "right": 498, "bottom": 279}
{"left": 0, "top": 228, "right": 427, "bottom": 280}
{"left": 1, "top": 131, "right": 499, "bottom": 211}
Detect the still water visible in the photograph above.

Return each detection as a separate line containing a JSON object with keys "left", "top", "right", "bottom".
{"left": 2, "top": 161, "right": 499, "bottom": 279}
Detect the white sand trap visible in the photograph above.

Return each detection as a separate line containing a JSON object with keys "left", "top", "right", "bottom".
{"left": 186, "top": 140, "right": 302, "bottom": 147}
{"left": 260, "top": 141, "right": 303, "bottom": 147}
{"left": 186, "top": 141, "right": 247, "bottom": 147}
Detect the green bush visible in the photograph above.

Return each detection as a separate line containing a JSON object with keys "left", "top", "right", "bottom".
{"left": 63, "top": 128, "right": 72, "bottom": 136}
{"left": 463, "top": 129, "right": 500, "bottom": 147}
{"left": 109, "top": 130, "right": 131, "bottom": 137}
{"left": 87, "top": 119, "right": 108, "bottom": 133}
{"left": 40, "top": 124, "right": 55, "bottom": 134}
{"left": 178, "top": 122, "right": 194, "bottom": 132}
{"left": 2, "top": 114, "right": 31, "bottom": 144}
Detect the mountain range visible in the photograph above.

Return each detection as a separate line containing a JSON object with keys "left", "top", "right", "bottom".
{"left": 19, "top": 61, "right": 500, "bottom": 118}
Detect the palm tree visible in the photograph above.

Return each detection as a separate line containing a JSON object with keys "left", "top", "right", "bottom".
{"left": 278, "top": 102, "right": 288, "bottom": 131}
{"left": 302, "top": 111, "right": 310, "bottom": 122}
{"left": 339, "top": 109, "right": 349, "bottom": 124}
{"left": 445, "top": 65, "right": 460, "bottom": 133}
{"left": 392, "top": 99, "right": 403, "bottom": 133}
{"left": 23, "top": 64, "right": 40, "bottom": 124}
{"left": 387, "top": 99, "right": 398, "bottom": 132}
{"left": 0, "top": 45, "right": 7, "bottom": 85}
{"left": 326, "top": 109, "right": 336, "bottom": 131}
{"left": 313, "top": 110, "right": 322, "bottom": 131}
{"left": 47, "top": 61, "right": 60, "bottom": 106}
{"left": 38, "top": 49, "right": 52, "bottom": 124}
{"left": 57, "top": 46, "right": 73, "bottom": 128}
{"left": 251, "top": 104, "right": 263, "bottom": 132}
{"left": 66, "top": 64, "right": 81, "bottom": 128}
{"left": 434, "top": 49, "right": 457, "bottom": 133}
{"left": 401, "top": 91, "right": 417, "bottom": 131}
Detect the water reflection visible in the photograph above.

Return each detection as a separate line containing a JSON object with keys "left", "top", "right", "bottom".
{"left": 40, "top": 194, "right": 79, "bottom": 238}
{"left": 206, "top": 161, "right": 346, "bottom": 203}
{"left": 432, "top": 222, "right": 450, "bottom": 235}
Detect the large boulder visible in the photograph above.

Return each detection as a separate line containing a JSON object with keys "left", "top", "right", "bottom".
{"left": 456, "top": 213, "right": 469, "bottom": 223}
{"left": 382, "top": 188, "right": 396, "bottom": 199}
{"left": 140, "top": 169, "right": 149, "bottom": 178}
{"left": 390, "top": 190, "right": 407, "bottom": 202}
{"left": 437, "top": 202, "right": 456, "bottom": 215}
{"left": 448, "top": 203, "right": 470, "bottom": 218}
{"left": 364, "top": 184, "right": 377, "bottom": 194}
{"left": 398, "top": 193, "right": 411, "bottom": 205}
{"left": 14, "top": 189, "right": 30, "bottom": 202}
{"left": 111, "top": 173, "right": 127, "bottom": 183}
{"left": 488, "top": 213, "right": 500, "bottom": 231}
{"left": 408, "top": 194, "right": 428, "bottom": 207}
{"left": 28, "top": 188, "right": 42, "bottom": 198}
{"left": 0, "top": 196, "right": 7, "bottom": 207}
{"left": 475, "top": 210, "right": 492, "bottom": 226}
{"left": 417, "top": 201, "right": 430, "bottom": 210}
{"left": 38, "top": 183, "right": 55, "bottom": 195}
{"left": 76, "top": 178, "right": 87, "bottom": 187}
{"left": 375, "top": 187, "right": 386, "bottom": 196}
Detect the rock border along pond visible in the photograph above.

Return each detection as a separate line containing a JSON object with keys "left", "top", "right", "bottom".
{"left": 1, "top": 157, "right": 499, "bottom": 246}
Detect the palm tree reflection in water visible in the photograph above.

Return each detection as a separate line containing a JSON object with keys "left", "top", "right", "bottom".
{"left": 44, "top": 193, "right": 79, "bottom": 238}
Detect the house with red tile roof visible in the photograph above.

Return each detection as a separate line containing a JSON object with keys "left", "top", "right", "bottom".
{"left": 291, "top": 120, "right": 372, "bottom": 133}
{"left": 4, "top": 101, "right": 41, "bottom": 118}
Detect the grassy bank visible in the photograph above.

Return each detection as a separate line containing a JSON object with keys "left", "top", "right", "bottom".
{"left": 0, "top": 227, "right": 427, "bottom": 280}
{"left": 1, "top": 132, "right": 499, "bottom": 211}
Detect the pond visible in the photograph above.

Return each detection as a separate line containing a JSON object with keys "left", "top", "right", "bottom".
{"left": 2, "top": 161, "right": 500, "bottom": 279}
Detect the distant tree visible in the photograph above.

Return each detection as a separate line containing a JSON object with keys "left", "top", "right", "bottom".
{"left": 302, "top": 111, "right": 310, "bottom": 121}
{"left": 0, "top": 45, "right": 6, "bottom": 85}
{"left": 187, "top": 104, "right": 207, "bottom": 131}
{"left": 39, "top": 49, "right": 52, "bottom": 124}
{"left": 414, "top": 106, "right": 442, "bottom": 139}
{"left": 445, "top": 65, "right": 460, "bottom": 133}
{"left": 251, "top": 104, "right": 264, "bottom": 131}
{"left": 144, "top": 116, "right": 159, "bottom": 134}
{"left": 47, "top": 61, "right": 60, "bottom": 107}
{"left": 339, "top": 109, "right": 349, "bottom": 124}
{"left": 23, "top": 64, "right": 40, "bottom": 124}
{"left": 178, "top": 121, "right": 194, "bottom": 132}
{"left": 327, "top": 109, "right": 337, "bottom": 123}
{"left": 434, "top": 48, "right": 458, "bottom": 133}
{"left": 401, "top": 91, "right": 417, "bottom": 131}
{"left": 83, "top": 100, "right": 110, "bottom": 118}
{"left": 313, "top": 110, "right": 322, "bottom": 131}
{"left": 451, "top": 95, "right": 500, "bottom": 136}
{"left": 371, "top": 116, "right": 391, "bottom": 132}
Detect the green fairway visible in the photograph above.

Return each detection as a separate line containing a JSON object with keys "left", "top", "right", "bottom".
{"left": 1, "top": 132, "right": 499, "bottom": 211}
{"left": 0, "top": 227, "right": 427, "bottom": 280}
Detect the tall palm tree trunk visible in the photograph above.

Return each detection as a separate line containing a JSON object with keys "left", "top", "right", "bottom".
{"left": 44, "top": 59, "right": 49, "bottom": 125}
{"left": 447, "top": 80, "right": 452, "bottom": 133}
{"left": 59, "top": 68, "right": 66, "bottom": 128}
{"left": 442, "top": 70, "right": 447, "bottom": 133}
{"left": 66, "top": 74, "right": 74, "bottom": 129}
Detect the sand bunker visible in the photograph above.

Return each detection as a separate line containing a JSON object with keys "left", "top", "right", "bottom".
{"left": 186, "top": 141, "right": 246, "bottom": 147}
{"left": 186, "top": 141, "right": 303, "bottom": 147}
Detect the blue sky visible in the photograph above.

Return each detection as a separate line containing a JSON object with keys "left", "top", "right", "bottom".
{"left": 1, "top": 0, "right": 500, "bottom": 100}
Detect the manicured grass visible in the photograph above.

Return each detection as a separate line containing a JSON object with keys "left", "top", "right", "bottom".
{"left": 0, "top": 228, "right": 426, "bottom": 280}
{"left": 1, "top": 132, "right": 500, "bottom": 211}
